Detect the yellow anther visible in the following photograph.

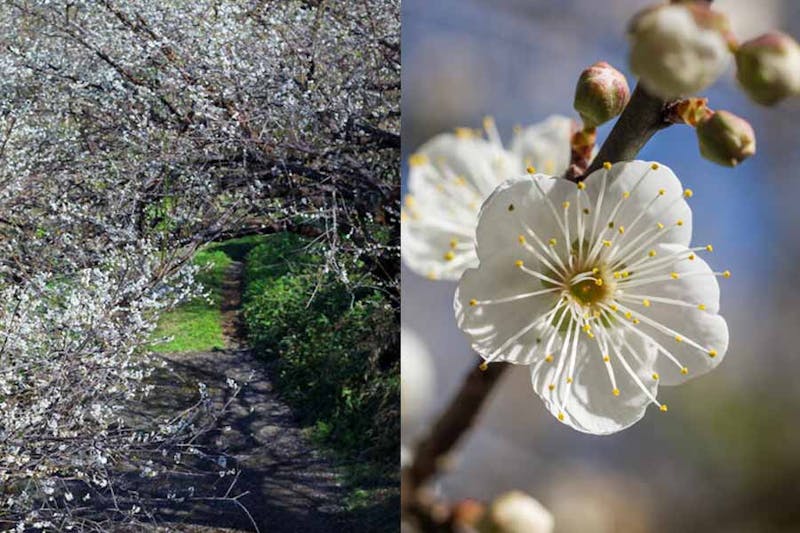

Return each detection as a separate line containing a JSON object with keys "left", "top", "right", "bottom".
{"left": 688, "top": 254, "right": 696, "bottom": 260}
{"left": 621, "top": 271, "right": 630, "bottom": 278}
{"left": 593, "top": 310, "right": 601, "bottom": 318}
{"left": 603, "top": 355, "right": 611, "bottom": 363}
{"left": 648, "top": 249, "right": 657, "bottom": 257}
{"left": 657, "top": 222, "right": 665, "bottom": 230}
{"left": 545, "top": 354, "right": 554, "bottom": 363}
{"left": 658, "top": 188, "right": 666, "bottom": 196}
{"left": 612, "top": 388, "right": 620, "bottom": 396}
{"left": 651, "top": 163, "right": 660, "bottom": 170}
{"left": 592, "top": 267, "right": 599, "bottom": 274}
{"left": 518, "top": 234, "right": 526, "bottom": 245}
{"left": 595, "top": 278, "right": 604, "bottom": 286}
{"left": 633, "top": 318, "right": 641, "bottom": 324}
{"left": 684, "top": 188, "right": 693, "bottom": 198}
{"left": 548, "top": 384, "right": 555, "bottom": 391}
{"left": 449, "top": 238, "right": 458, "bottom": 248}
{"left": 426, "top": 271, "right": 437, "bottom": 280}
{"left": 549, "top": 238, "right": 557, "bottom": 246}
{"left": 562, "top": 201, "right": 570, "bottom": 209}
{"left": 479, "top": 362, "right": 488, "bottom": 371}
{"left": 675, "top": 335, "right": 683, "bottom": 343}
{"left": 642, "top": 299, "right": 651, "bottom": 307}
{"left": 404, "top": 195, "right": 416, "bottom": 208}
{"left": 681, "top": 367, "right": 689, "bottom": 375}
{"left": 582, "top": 324, "right": 592, "bottom": 332}
{"left": 468, "top": 201, "right": 479, "bottom": 210}
{"left": 676, "top": 220, "right": 684, "bottom": 226}
{"left": 660, "top": 404, "right": 668, "bottom": 412}
{"left": 566, "top": 377, "right": 573, "bottom": 384}
{"left": 609, "top": 304, "right": 618, "bottom": 311}
{"left": 697, "top": 304, "right": 706, "bottom": 311}
{"left": 618, "top": 226, "right": 625, "bottom": 234}
{"left": 587, "top": 332, "right": 595, "bottom": 338}
{"left": 444, "top": 251, "right": 455, "bottom": 261}
{"left": 613, "top": 271, "right": 621, "bottom": 279}
{"left": 652, "top": 373, "right": 660, "bottom": 380}
{"left": 603, "top": 161, "right": 612, "bottom": 170}
{"left": 602, "top": 240, "right": 612, "bottom": 247}
{"left": 455, "top": 127, "right": 473, "bottom": 139}
{"left": 454, "top": 176, "right": 466, "bottom": 186}
{"left": 409, "top": 153, "right": 429, "bottom": 167}
{"left": 622, "top": 191, "right": 630, "bottom": 199}
{"left": 526, "top": 165, "right": 537, "bottom": 174}
{"left": 670, "top": 272, "right": 680, "bottom": 279}
{"left": 514, "top": 259, "right": 524, "bottom": 268}
{"left": 625, "top": 311, "right": 633, "bottom": 320}
{"left": 706, "top": 244, "right": 713, "bottom": 252}
{"left": 577, "top": 182, "right": 586, "bottom": 190}
{"left": 469, "top": 299, "right": 478, "bottom": 307}
{"left": 708, "top": 349, "right": 718, "bottom": 358}
{"left": 558, "top": 412, "right": 565, "bottom": 421}
{"left": 722, "top": 270, "right": 731, "bottom": 278}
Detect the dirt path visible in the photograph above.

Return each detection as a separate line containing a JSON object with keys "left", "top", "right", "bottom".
{"left": 149, "top": 261, "right": 346, "bottom": 532}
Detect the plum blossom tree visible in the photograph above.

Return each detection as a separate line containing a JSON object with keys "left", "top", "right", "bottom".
{"left": 0, "top": 0, "right": 398, "bottom": 529}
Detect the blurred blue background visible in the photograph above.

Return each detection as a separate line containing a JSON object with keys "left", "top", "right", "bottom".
{"left": 402, "top": 1, "right": 800, "bottom": 531}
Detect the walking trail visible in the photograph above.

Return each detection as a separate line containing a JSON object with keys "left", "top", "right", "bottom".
{"left": 145, "top": 261, "right": 345, "bottom": 532}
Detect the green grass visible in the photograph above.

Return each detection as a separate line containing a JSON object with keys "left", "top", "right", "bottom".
{"left": 149, "top": 249, "right": 232, "bottom": 353}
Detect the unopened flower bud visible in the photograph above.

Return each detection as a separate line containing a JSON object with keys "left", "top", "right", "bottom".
{"left": 735, "top": 31, "right": 800, "bottom": 106}
{"left": 573, "top": 61, "right": 630, "bottom": 128}
{"left": 476, "top": 491, "right": 554, "bottom": 533}
{"left": 696, "top": 110, "right": 755, "bottom": 167}
{"left": 629, "top": 4, "right": 733, "bottom": 99}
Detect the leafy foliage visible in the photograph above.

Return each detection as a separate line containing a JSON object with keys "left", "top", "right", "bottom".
{"left": 243, "top": 234, "right": 399, "bottom": 465}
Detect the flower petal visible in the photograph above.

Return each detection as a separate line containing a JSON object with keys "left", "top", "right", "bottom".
{"left": 583, "top": 161, "right": 693, "bottom": 249}
{"left": 531, "top": 329, "right": 658, "bottom": 435}
{"left": 455, "top": 252, "right": 560, "bottom": 365}
{"left": 474, "top": 175, "right": 561, "bottom": 262}
{"left": 618, "top": 243, "right": 728, "bottom": 385}
{"left": 402, "top": 134, "right": 522, "bottom": 280}
{"left": 510, "top": 115, "right": 574, "bottom": 175}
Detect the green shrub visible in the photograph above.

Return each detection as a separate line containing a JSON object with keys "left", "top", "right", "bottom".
{"left": 242, "top": 234, "right": 399, "bottom": 465}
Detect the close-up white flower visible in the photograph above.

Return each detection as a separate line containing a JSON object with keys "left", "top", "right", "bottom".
{"left": 454, "top": 161, "right": 730, "bottom": 434}
{"left": 402, "top": 116, "right": 573, "bottom": 280}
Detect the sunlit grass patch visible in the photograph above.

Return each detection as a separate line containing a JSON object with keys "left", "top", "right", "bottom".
{"left": 149, "top": 249, "right": 232, "bottom": 353}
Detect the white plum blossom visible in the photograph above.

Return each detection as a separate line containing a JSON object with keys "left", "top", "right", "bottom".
{"left": 455, "top": 161, "right": 730, "bottom": 434}
{"left": 402, "top": 116, "right": 573, "bottom": 280}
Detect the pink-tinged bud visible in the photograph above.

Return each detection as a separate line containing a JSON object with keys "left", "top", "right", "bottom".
{"left": 735, "top": 31, "right": 800, "bottom": 106}
{"left": 573, "top": 61, "right": 631, "bottom": 128}
{"left": 696, "top": 110, "right": 756, "bottom": 167}
{"left": 452, "top": 498, "right": 486, "bottom": 527}
{"left": 628, "top": 3, "right": 733, "bottom": 99}
{"left": 477, "top": 491, "right": 554, "bottom": 533}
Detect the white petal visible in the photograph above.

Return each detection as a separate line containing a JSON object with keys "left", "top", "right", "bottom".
{"left": 402, "top": 134, "right": 522, "bottom": 280}
{"left": 621, "top": 243, "right": 728, "bottom": 385}
{"left": 531, "top": 329, "right": 658, "bottom": 435}
{"left": 473, "top": 175, "right": 561, "bottom": 262}
{"left": 583, "top": 161, "right": 692, "bottom": 249}
{"left": 510, "top": 115, "right": 574, "bottom": 176}
{"left": 455, "top": 253, "right": 559, "bottom": 365}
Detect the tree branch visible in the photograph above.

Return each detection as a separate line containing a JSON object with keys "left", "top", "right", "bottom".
{"left": 405, "top": 361, "right": 509, "bottom": 492}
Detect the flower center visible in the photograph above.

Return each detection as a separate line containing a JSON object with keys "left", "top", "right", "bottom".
{"left": 568, "top": 269, "right": 612, "bottom": 307}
